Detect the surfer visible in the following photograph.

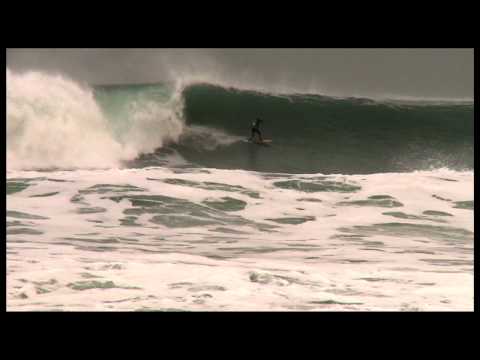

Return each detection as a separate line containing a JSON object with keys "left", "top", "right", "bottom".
{"left": 249, "top": 118, "right": 264, "bottom": 142}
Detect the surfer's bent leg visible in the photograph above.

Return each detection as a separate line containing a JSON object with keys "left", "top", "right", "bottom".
{"left": 252, "top": 129, "right": 262, "bottom": 142}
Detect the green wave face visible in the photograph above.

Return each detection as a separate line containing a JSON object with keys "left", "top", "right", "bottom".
{"left": 95, "top": 83, "right": 474, "bottom": 174}
{"left": 179, "top": 84, "right": 473, "bottom": 174}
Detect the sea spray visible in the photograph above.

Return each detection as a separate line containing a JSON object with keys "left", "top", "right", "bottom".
{"left": 6, "top": 70, "right": 185, "bottom": 170}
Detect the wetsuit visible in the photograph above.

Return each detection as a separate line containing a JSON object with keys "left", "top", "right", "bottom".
{"left": 250, "top": 120, "right": 263, "bottom": 142}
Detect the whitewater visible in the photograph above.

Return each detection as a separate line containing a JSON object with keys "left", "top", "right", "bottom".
{"left": 6, "top": 70, "right": 474, "bottom": 311}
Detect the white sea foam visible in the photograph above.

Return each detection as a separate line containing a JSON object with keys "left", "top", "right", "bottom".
{"left": 6, "top": 69, "right": 185, "bottom": 170}
{"left": 6, "top": 168, "right": 474, "bottom": 311}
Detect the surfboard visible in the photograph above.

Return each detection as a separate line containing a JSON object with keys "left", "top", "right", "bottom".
{"left": 244, "top": 139, "right": 272, "bottom": 146}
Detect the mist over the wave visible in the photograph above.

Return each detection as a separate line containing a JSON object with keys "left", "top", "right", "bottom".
{"left": 6, "top": 48, "right": 474, "bottom": 100}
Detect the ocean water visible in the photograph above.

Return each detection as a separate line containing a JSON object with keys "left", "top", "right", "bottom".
{"left": 6, "top": 70, "right": 474, "bottom": 311}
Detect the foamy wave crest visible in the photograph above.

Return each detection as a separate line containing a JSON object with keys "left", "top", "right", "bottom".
{"left": 6, "top": 70, "right": 184, "bottom": 170}
{"left": 107, "top": 90, "right": 184, "bottom": 157}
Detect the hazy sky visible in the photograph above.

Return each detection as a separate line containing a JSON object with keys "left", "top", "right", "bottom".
{"left": 6, "top": 48, "right": 474, "bottom": 99}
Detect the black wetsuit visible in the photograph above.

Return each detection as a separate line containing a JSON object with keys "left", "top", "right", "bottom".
{"left": 250, "top": 121, "right": 263, "bottom": 142}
